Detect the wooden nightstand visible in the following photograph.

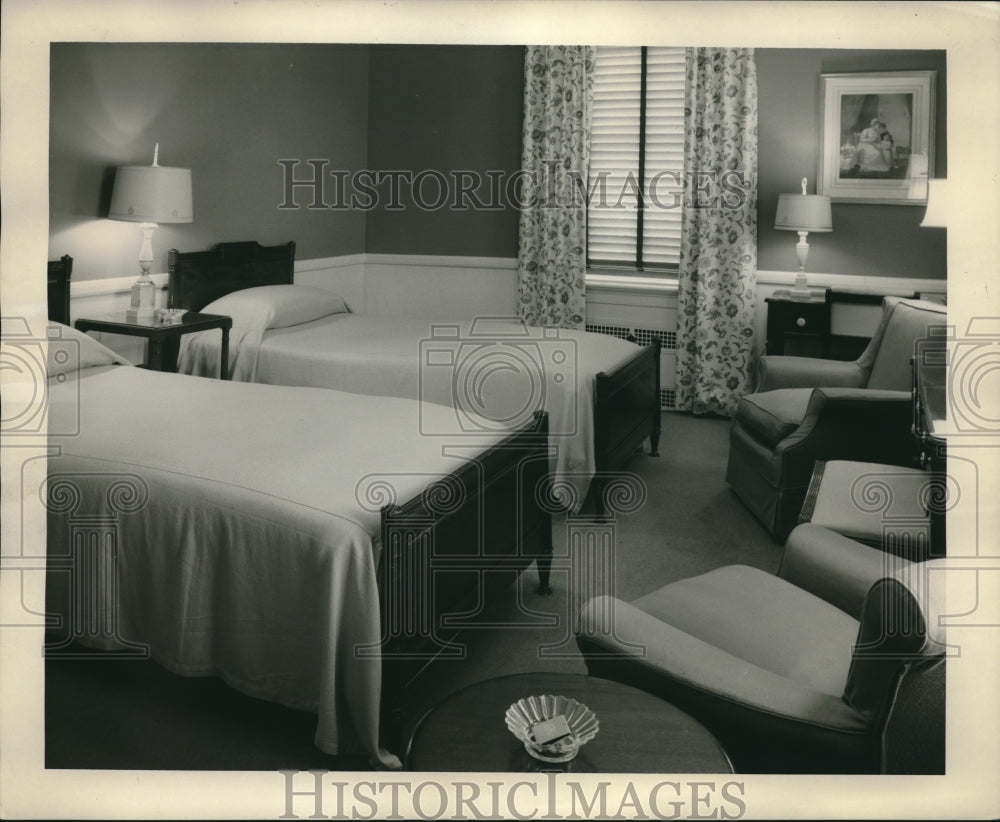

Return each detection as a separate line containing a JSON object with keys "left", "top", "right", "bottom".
{"left": 764, "top": 289, "right": 830, "bottom": 357}
{"left": 75, "top": 311, "right": 232, "bottom": 378}
{"left": 766, "top": 289, "right": 921, "bottom": 360}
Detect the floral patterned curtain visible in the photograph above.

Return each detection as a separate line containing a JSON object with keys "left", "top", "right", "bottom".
{"left": 676, "top": 47, "right": 759, "bottom": 416}
{"left": 517, "top": 46, "right": 594, "bottom": 328}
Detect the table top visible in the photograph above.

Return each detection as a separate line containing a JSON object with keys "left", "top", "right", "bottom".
{"left": 766, "top": 289, "right": 827, "bottom": 305}
{"left": 75, "top": 311, "right": 232, "bottom": 336}
{"left": 403, "top": 672, "right": 733, "bottom": 773}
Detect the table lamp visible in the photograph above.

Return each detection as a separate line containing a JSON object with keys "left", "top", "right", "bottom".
{"left": 920, "top": 179, "right": 948, "bottom": 228}
{"left": 109, "top": 143, "right": 193, "bottom": 320}
{"left": 774, "top": 177, "right": 833, "bottom": 299}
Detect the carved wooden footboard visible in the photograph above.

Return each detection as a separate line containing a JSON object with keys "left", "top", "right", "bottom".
{"left": 592, "top": 342, "right": 661, "bottom": 513}
{"left": 377, "top": 409, "right": 551, "bottom": 650}
{"left": 375, "top": 410, "right": 552, "bottom": 736}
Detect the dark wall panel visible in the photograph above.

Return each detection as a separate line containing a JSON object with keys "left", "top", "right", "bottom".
{"left": 365, "top": 45, "right": 524, "bottom": 257}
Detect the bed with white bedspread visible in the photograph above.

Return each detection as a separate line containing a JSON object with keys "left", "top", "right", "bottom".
{"left": 168, "top": 242, "right": 662, "bottom": 513}
{"left": 41, "top": 324, "right": 551, "bottom": 768}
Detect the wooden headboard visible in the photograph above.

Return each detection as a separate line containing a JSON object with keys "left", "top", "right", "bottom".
{"left": 48, "top": 254, "right": 73, "bottom": 325}
{"left": 167, "top": 240, "right": 296, "bottom": 311}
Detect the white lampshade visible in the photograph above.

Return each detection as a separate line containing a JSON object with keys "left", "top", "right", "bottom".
{"left": 920, "top": 179, "right": 948, "bottom": 228}
{"left": 108, "top": 145, "right": 193, "bottom": 321}
{"left": 109, "top": 165, "right": 193, "bottom": 224}
{"left": 774, "top": 194, "right": 833, "bottom": 232}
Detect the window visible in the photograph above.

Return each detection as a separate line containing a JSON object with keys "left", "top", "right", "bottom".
{"left": 587, "top": 46, "right": 686, "bottom": 273}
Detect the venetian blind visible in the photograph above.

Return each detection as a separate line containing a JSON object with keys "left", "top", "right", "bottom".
{"left": 587, "top": 46, "right": 686, "bottom": 271}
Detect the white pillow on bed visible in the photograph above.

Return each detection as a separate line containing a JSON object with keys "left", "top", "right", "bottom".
{"left": 200, "top": 285, "right": 349, "bottom": 331}
{"left": 46, "top": 323, "right": 132, "bottom": 377}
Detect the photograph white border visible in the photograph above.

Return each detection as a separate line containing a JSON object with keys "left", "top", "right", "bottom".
{"left": 819, "top": 70, "right": 937, "bottom": 205}
{"left": 2, "top": 2, "right": 999, "bottom": 820}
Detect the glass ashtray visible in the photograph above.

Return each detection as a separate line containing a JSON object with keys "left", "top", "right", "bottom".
{"left": 505, "top": 694, "right": 599, "bottom": 763}
{"left": 155, "top": 308, "right": 186, "bottom": 324}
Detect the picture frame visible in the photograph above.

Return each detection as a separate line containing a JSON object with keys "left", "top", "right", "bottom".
{"left": 818, "top": 70, "right": 936, "bottom": 205}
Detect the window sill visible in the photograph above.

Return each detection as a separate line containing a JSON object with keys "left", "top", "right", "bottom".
{"left": 586, "top": 270, "right": 678, "bottom": 295}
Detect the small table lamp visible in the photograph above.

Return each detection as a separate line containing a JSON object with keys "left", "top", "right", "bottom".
{"left": 774, "top": 177, "right": 833, "bottom": 299}
{"left": 920, "top": 179, "right": 948, "bottom": 228}
{"left": 109, "top": 143, "right": 193, "bottom": 320}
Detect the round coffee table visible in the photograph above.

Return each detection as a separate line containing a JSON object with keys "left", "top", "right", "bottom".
{"left": 403, "top": 672, "right": 733, "bottom": 773}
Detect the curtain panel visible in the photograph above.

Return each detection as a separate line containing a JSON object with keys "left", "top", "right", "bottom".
{"left": 517, "top": 46, "right": 594, "bottom": 328}
{"left": 676, "top": 47, "right": 759, "bottom": 416}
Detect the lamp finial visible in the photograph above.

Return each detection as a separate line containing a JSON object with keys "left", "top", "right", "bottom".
{"left": 801, "top": 177, "right": 808, "bottom": 196}
{"left": 152, "top": 142, "right": 160, "bottom": 167}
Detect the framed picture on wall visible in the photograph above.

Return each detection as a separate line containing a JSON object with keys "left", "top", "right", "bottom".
{"left": 818, "top": 70, "right": 936, "bottom": 205}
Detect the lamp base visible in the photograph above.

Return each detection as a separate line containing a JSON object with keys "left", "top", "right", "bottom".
{"left": 127, "top": 271, "right": 157, "bottom": 321}
{"left": 787, "top": 270, "right": 814, "bottom": 300}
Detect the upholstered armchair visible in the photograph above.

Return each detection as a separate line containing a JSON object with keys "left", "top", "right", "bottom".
{"left": 574, "top": 524, "right": 946, "bottom": 774}
{"left": 726, "top": 297, "right": 947, "bottom": 541}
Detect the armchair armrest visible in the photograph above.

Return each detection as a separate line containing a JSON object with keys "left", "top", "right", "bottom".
{"left": 756, "top": 355, "right": 867, "bottom": 392}
{"left": 796, "top": 387, "right": 913, "bottom": 443}
{"left": 774, "top": 388, "right": 916, "bottom": 489}
{"left": 575, "top": 596, "right": 865, "bottom": 730}
{"left": 779, "top": 524, "right": 908, "bottom": 618}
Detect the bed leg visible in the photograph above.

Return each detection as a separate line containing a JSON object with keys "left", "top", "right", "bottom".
{"left": 589, "top": 475, "right": 608, "bottom": 521}
{"left": 379, "top": 657, "right": 409, "bottom": 752}
{"left": 649, "top": 428, "right": 661, "bottom": 457}
{"left": 535, "top": 549, "right": 553, "bottom": 596}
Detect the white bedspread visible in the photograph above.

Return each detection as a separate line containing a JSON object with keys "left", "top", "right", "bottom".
{"left": 179, "top": 314, "right": 643, "bottom": 509}
{"left": 45, "top": 365, "right": 505, "bottom": 768}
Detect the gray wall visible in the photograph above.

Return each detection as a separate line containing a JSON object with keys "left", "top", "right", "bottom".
{"left": 757, "top": 48, "right": 947, "bottom": 279}
{"left": 50, "top": 44, "right": 946, "bottom": 281}
{"left": 365, "top": 45, "right": 525, "bottom": 256}
{"left": 50, "top": 43, "right": 370, "bottom": 280}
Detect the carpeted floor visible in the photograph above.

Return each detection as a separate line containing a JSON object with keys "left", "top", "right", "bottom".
{"left": 44, "top": 411, "right": 782, "bottom": 770}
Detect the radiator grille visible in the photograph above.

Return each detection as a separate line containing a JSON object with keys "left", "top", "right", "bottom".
{"left": 586, "top": 323, "right": 678, "bottom": 410}
{"left": 585, "top": 323, "right": 677, "bottom": 350}
{"left": 586, "top": 322, "right": 631, "bottom": 342}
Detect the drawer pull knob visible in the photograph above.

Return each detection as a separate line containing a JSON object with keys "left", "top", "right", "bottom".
{"left": 796, "top": 317, "right": 806, "bottom": 328}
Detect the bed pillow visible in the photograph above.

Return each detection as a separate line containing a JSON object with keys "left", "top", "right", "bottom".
{"left": 47, "top": 323, "right": 133, "bottom": 377}
{"left": 200, "top": 285, "right": 349, "bottom": 331}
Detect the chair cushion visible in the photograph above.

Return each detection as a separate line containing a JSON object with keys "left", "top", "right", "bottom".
{"left": 632, "top": 565, "right": 860, "bottom": 697}
{"left": 802, "top": 461, "right": 932, "bottom": 554}
{"left": 735, "top": 388, "right": 813, "bottom": 447}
